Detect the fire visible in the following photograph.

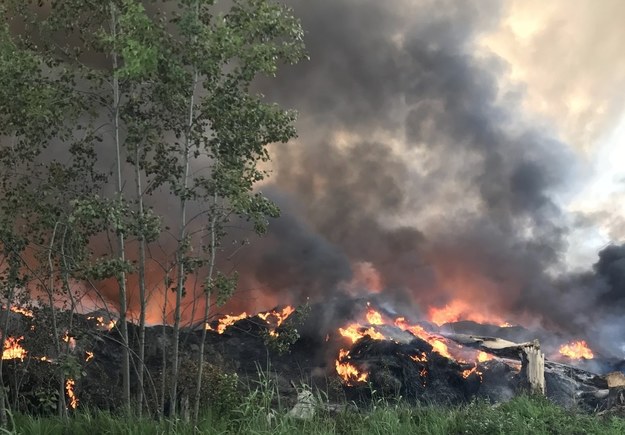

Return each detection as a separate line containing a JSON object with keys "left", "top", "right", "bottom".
{"left": 63, "top": 333, "right": 76, "bottom": 351}
{"left": 335, "top": 348, "right": 368, "bottom": 385}
{"left": 462, "top": 364, "right": 483, "bottom": 379}
{"left": 88, "top": 316, "right": 116, "bottom": 331}
{"left": 258, "top": 305, "right": 295, "bottom": 326}
{"left": 338, "top": 323, "right": 385, "bottom": 343}
{"left": 3, "top": 336, "right": 27, "bottom": 361}
{"left": 85, "top": 351, "right": 94, "bottom": 362}
{"left": 477, "top": 351, "right": 492, "bottom": 362}
{"left": 65, "top": 378, "right": 78, "bottom": 409}
{"left": 206, "top": 306, "right": 297, "bottom": 335}
{"left": 410, "top": 352, "right": 427, "bottom": 363}
{"left": 393, "top": 317, "right": 452, "bottom": 359}
{"left": 559, "top": 340, "right": 594, "bottom": 360}
{"left": 207, "top": 312, "right": 248, "bottom": 334}
{"left": 365, "top": 306, "right": 383, "bottom": 325}
{"left": 428, "top": 300, "right": 504, "bottom": 326}
{"left": 10, "top": 306, "right": 33, "bottom": 317}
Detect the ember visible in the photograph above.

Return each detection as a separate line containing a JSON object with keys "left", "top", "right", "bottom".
{"left": 3, "top": 336, "right": 27, "bottom": 361}
{"left": 87, "top": 316, "right": 115, "bottom": 331}
{"left": 559, "top": 340, "right": 594, "bottom": 360}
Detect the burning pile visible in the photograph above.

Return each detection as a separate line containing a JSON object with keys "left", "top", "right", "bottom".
{"left": 332, "top": 304, "right": 494, "bottom": 388}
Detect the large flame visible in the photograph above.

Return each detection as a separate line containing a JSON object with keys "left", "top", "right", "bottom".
{"left": 428, "top": 299, "right": 506, "bottom": 326}
{"left": 3, "top": 336, "right": 27, "bottom": 361}
{"left": 559, "top": 340, "right": 594, "bottom": 360}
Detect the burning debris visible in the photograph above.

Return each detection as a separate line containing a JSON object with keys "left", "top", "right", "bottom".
{"left": 0, "top": 300, "right": 622, "bottom": 415}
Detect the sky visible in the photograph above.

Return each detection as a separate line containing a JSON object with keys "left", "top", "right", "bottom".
{"left": 478, "top": 0, "right": 625, "bottom": 268}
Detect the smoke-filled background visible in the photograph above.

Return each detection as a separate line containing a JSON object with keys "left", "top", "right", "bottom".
{"left": 198, "top": 0, "right": 625, "bottom": 358}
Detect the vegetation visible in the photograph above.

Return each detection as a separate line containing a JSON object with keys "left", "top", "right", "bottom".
{"left": 3, "top": 394, "right": 625, "bottom": 435}
{"left": 0, "top": 0, "right": 305, "bottom": 423}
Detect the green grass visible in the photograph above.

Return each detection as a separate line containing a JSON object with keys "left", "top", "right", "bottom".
{"left": 4, "top": 395, "right": 625, "bottom": 435}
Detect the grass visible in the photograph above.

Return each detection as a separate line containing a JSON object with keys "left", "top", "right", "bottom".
{"left": 3, "top": 395, "right": 625, "bottom": 435}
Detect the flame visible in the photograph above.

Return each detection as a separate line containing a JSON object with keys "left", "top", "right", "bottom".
{"left": 3, "top": 336, "right": 27, "bottom": 361}
{"left": 559, "top": 340, "right": 594, "bottom": 360}
{"left": 85, "top": 351, "right": 94, "bottom": 362}
{"left": 410, "top": 352, "right": 427, "bottom": 363}
{"left": 10, "top": 306, "right": 33, "bottom": 317}
{"left": 206, "top": 306, "right": 296, "bottom": 335}
{"left": 262, "top": 305, "right": 295, "bottom": 326}
{"left": 365, "top": 306, "right": 383, "bottom": 325}
{"left": 338, "top": 323, "right": 385, "bottom": 343}
{"left": 393, "top": 317, "right": 452, "bottom": 359}
{"left": 335, "top": 348, "right": 368, "bottom": 385}
{"left": 462, "top": 364, "right": 483, "bottom": 379}
{"left": 477, "top": 351, "right": 492, "bottom": 362}
{"left": 65, "top": 378, "right": 78, "bottom": 409}
{"left": 88, "top": 316, "right": 115, "bottom": 331}
{"left": 63, "top": 333, "right": 76, "bottom": 351}
{"left": 428, "top": 300, "right": 505, "bottom": 326}
{"left": 207, "top": 312, "right": 249, "bottom": 334}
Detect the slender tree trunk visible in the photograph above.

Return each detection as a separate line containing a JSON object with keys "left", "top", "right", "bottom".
{"left": 134, "top": 141, "right": 147, "bottom": 416}
{"left": 46, "top": 224, "right": 67, "bottom": 418}
{"left": 0, "top": 287, "right": 14, "bottom": 428}
{"left": 110, "top": 2, "right": 131, "bottom": 410}
{"left": 192, "top": 193, "right": 218, "bottom": 422}
{"left": 160, "top": 278, "right": 168, "bottom": 419}
{"left": 169, "top": 54, "right": 199, "bottom": 416}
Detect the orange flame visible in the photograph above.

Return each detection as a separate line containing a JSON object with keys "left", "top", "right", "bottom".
{"left": 63, "top": 333, "right": 76, "bottom": 351}
{"left": 559, "top": 340, "right": 594, "bottom": 360}
{"left": 462, "top": 364, "right": 483, "bottom": 379}
{"left": 338, "top": 323, "right": 385, "bottom": 343}
{"left": 207, "top": 312, "right": 249, "bottom": 334}
{"left": 10, "top": 306, "right": 33, "bottom": 317}
{"left": 261, "top": 305, "right": 295, "bottom": 326}
{"left": 477, "top": 351, "right": 492, "bottom": 362}
{"left": 365, "top": 306, "right": 383, "bottom": 325}
{"left": 3, "top": 336, "right": 27, "bottom": 361}
{"left": 65, "top": 378, "right": 78, "bottom": 409}
{"left": 410, "top": 352, "right": 428, "bottom": 363}
{"left": 85, "top": 351, "right": 94, "bottom": 362}
{"left": 88, "top": 316, "right": 115, "bottom": 331}
{"left": 428, "top": 300, "right": 505, "bottom": 326}
{"left": 335, "top": 348, "right": 368, "bottom": 385}
{"left": 393, "top": 317, "right": 452, "bottom": 359}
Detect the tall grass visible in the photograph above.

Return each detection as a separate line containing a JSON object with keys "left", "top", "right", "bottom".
{"left": 6, "top": 391, "right": 625, "bottom": 434}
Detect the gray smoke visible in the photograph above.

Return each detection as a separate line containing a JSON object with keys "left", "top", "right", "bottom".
{"left": 217, "top": 0, "right": 625, "bottom": 357}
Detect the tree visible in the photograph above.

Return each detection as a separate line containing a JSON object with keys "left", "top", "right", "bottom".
{"left": 0, "top": 0, "right": 305, "bottom": 419}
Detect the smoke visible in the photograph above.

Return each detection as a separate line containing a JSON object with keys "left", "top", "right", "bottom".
{"left": 210, "top": 0, "right": 625, "bottom": 357}
{"left": 6, "top": 1, "right": 625, "bottom": 357}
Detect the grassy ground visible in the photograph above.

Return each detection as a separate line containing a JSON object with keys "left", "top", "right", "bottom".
{"left": 3, "top": 395, "right": 625, "bottom": 435}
